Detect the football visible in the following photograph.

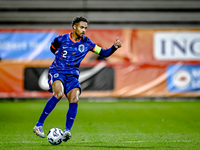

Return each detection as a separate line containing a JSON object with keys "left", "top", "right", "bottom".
{"left": 47, "top": 128, "right": 63, "bottom": 145}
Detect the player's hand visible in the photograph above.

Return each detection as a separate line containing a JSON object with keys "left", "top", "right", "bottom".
{"left": 114, "top": 37, "right": 122, "bottom": 49}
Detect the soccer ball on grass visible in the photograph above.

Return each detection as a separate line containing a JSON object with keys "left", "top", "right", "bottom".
{"left": 47, "top": 128, "right": 63, "bottom": 145}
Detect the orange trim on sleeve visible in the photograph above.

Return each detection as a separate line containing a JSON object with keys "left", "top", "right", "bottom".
{"left": 92, "top": 45, "right": 96, "bottom": 52}
{"left": 51, "top": 44, "right": 56, "bottom": 49}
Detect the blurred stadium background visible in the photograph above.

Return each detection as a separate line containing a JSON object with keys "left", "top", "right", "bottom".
{"left": 0, "top": 0, "right": 200, "bottom": 99}
{"left": 0, "top": 1, "right": 200, "bottom": 149}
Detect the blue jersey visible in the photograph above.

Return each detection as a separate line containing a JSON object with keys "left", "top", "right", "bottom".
{"left": 49, "top": 33, "right": 96, "bottom": 77}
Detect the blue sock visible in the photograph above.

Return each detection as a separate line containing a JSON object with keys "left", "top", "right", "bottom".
{"left": 65, "top": 103, "right": 78, "bottom": 131}
{"left": 36, "top": 96, "right": 59, "bottom": 126}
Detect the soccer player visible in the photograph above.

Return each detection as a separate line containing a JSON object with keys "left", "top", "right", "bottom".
{"left": 33, "top": 16, "right": 122, "bottom": 142}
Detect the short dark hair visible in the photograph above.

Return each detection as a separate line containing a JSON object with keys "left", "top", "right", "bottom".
{"left": 72, "top": 16, "right": 88, "bottom": 29}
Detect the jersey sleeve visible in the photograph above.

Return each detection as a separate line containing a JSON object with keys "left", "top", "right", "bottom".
{"left": 50, "top": 35, "right": 62, "bottom": 54}
{"left": 85, "top": 37, "right": 96, "bottom": 52}
{"left": 86, "top": 37, "right": 118, "bottom": 57}
{"left": 86, "top": 38, "right": 101, "bottom": 55}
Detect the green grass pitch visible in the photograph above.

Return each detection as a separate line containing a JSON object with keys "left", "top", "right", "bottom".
{"left": 0, "top": 99, "right": 199, "bottom": 150}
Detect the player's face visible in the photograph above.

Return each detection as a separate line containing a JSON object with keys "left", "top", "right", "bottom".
{"left": 74, "top": 21, "right": 87, "bottom": 38}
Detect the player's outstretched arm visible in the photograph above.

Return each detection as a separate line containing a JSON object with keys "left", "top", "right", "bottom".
{"left": 98, "top": 38, "right": 122, "bottom": 57}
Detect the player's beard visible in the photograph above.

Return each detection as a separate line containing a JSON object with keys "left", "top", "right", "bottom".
{"left": 75, "top": 32, "right": 84, "bottom": 39}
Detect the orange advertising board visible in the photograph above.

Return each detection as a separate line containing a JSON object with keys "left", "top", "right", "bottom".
{"left": 0, "top": 28, "right": 200, "bottom": 98}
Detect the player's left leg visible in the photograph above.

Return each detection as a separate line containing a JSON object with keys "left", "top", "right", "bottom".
{"left": 63, "top": 88, "right": 80, "bottom": 142}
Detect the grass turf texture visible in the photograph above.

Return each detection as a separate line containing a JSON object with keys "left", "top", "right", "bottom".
{"left": 0, "top": 100, "right": 199, "bottom": 150}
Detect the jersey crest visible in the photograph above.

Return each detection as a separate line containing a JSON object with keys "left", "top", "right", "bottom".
{"left": 78, "top": 44, "right": 85, "bottom": 52}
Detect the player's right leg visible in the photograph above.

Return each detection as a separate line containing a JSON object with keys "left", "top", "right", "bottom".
{"left": 33, "top": 80, "right": 64, "bottom": 138}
